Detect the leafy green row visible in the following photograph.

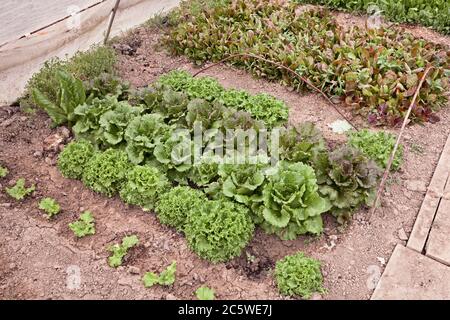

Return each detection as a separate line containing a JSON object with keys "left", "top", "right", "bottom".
{"left": 291, "top": 0, "right": 450, "bottom": 35}
{"left": 166, "top": 1, "right": 450, "bottom": 125}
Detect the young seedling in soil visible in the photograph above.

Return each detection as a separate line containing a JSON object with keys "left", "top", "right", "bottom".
{"left": 195, "top": 286, "right": 215, "bottom": 300}
{"left": 69, "top": 211, "right": 96, "bottom": 238}
{"left": 6, "top": 178, "right": 35, "bottom": 201}
{"left": 0, "top": 165, "right": 8, "bottom": 178}
{"left": 108, "top": 235, "right": 139, "bottom": 268}
{"left": 38, "top": 197, "right": 61, "bottom": 218}
{"left": 142, "top": 261, "right": 177, "bottom": 288}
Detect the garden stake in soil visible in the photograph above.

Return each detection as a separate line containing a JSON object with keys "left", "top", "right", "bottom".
{"left": 192, "top": 53, "right": 359, "bottom": 131}
{"left": 369, "top": 66, "right": 433, "bottom": 222}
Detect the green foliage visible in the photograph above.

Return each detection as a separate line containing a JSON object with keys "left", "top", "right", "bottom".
{"left": 69, "top": 211, "right": 96, "bottom": 238}
{"left": 73, "top": 96, "right": 139, "bottom": 146}
{"left": 120, "top": 165, "right": 170, "bottom": 210}
{"left": 275, "top": 252, "right": 325, "bottom": 299}
{"left": 98, "top": 102, "right": 142, "bottom": 147}
{"left": 32, "top": 70, "right": 86, "bottom": 126}
{"left": 278, "top": 123, "right": 326, "bottom": 164}
{"left": 318, "top": 145, "right": 382, "bottom": 223}
{"left": 185, "top": 99, "right": 228, "bottom": 130}
{"left": 348, "top": 129, "right": 403, "bottom": 171}
{"left": 82, "top": 149, "right": 130, "bottom": 196}
{"left": 291, "top": 0, "right": 450, "bottom": 35}
{"left": 156, "top": 186, "right": 207, "bottom": 232}
{"left": 142, "top": 261, "right": 177, "bottom": 288}
{"left": 218, "top": 89, "right": 249, "bottom": 109}
{"left": 38, "top": 197, "right": 61, "bottom": 218}
{"left": 84, "top": 73, "right": 130, "bottom": 101}
{"left": 185, "top": 199, "right": 254, "bottom": 262}
{"left": 261, "top": 161, "right": 331, "bottom": 240}
{"left": 189, "top": 155, "right": 220, "bottom": 187}
{"left": 157, "top": 70, "right": 193, "bottom": 91}
{"left": 242, "top": 94, "right": 289, "bottom": 128}
{"left": 167, "top": 1, "right": 450, "bottom": 125}
{"left": 0, "top": 165, "right": 8, "bottom": 178}
{"left": 124, "top": 114, "right": 172, "bottom": 164}
{"left": 218, "top": 161, "right": 266, "bottom": 207}
{"left": 24, "top": 46, "right": 116, "bottom": 112}
{"left": 185, "top": 77, "right": 224, "bottom": 101}
{"left": 108, "top": 235, "right": 139, "bottom": 268}
{"left": 58, "top": 140, "right": 95, "bottom": 179}
{"left": 196, "top": 286, "right": 215, "bottom": 300}
{"left": 155, "top": 71, "right": 289, "bottom": 128}
{"left": 6, "top": 178, "right": 35, "bottom": 201}
{"left": 154, "top": 130, "right": 193, "bottom": 181}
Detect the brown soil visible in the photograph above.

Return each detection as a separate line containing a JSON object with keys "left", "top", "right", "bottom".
{"left": 1, "top": 8, "right": 450, "bottom": 300}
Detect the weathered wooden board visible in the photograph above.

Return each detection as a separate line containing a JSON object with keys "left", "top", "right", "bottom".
{"left": 0, "top": 0, "right": 103, "bottom": 46}
{"left": 407, "top": 134, "right": 450, "bottom": 253}
{"left": 371, "top": 244, "right": 450, "bottom": 300}
{"left": 425, "top": 177, "right": 450, "bottom": 266}
{"left": 0, "top": 0, "right": 180, "bottom": 104}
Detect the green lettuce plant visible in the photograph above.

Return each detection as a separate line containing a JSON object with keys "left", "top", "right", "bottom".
{"left": 38, "top": 197, "right": 61, "bottom": 218}
{"left": 153, "top": 130, "right": 193, "bottom": 181}
{"left": 185, "top": 199, "right": 254, "bottom": 262}
{"left": 120, "top": 165, "right": 170, "bottom": 210}
{"left": 142, "top": 261, "right": 177, "bottom": 288}
{"left": 260, "top": 161, "right": 331, "bottom": 240}
{"left": 157, "top": 70, "right": 193, "bottom": 91}
{"left": 185, "top": 76, "right": 224, "bottom": 101}
{"left": 32, "top": 70, "right": 86, "bottom": 126}
{"left": 6, "top": 178, "right": 35, "bottom": 201}
{"left": 275, "top": 252, "right": 325, "bottom": 299}
{"left": 217, "top": 161, "right": 267, "bottom": 207}
{"left": 277, "top": 122, "right": 327, "bottom": 164}
{"left": 108, "top": 235, "right": 139, "bottom": 268}
{"left": 82, "top": 149, "right": 130, "bottom": 196}
{"left": 156, "top": 186, "right": 207, "bottom": 232}
{"left": 318, "top": 145, "right": 382, "bottom": 223}
{"left": 124, "top": 114, "right": 172, "bottom": 164}
{"left": 186, "top": 99, "right": 229, "bottom": 131}
{"left": 69, "top": 211, "right": 96, "bottom": 238}
{"left": 218, "top": 89, "right": 249, "bottom": 109}
{"left": 84, "top": 73, "right": 130, "bottom": 101}
{"left": 242, "top": 93, "right": 289, "bottom": 128}
{"left": 57, "top": 140, "right": 95, "bottom": 179}
{"left": 72, "top": 95, "right": 117, "bottom": 142}
{"left": 348, "top": 129, "right": 403, "bottom": 171}
{"left": 196, "top": 286, "right": 215, "bottom": 300}
{"left": 98, "top": 102, "right": 142, "bottom": 147}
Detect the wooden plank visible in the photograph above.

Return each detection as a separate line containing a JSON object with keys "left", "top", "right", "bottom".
{"left": 407, "top": 134, "right": 450, "bottom": 252}
{"left": 426, "top": 177, "right": 450, "bottom": 266}
{"left": 0, "top": 0, "right": 103, "bottom": 46}
{"left": 371, "top": 244, "right": 450, "bottom": 300}
{"left": 0, "top": 0, "right": 180, "bottom": 104}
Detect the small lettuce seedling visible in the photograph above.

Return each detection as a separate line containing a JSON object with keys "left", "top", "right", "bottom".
{"left": 69, "top": 211, "right": 96, "bottom": 238}
{"left": 108, "top": 235, "right": 139, "bottom": 268}
{"left": 6, "top": 178, "right": 35, "bottom": 200}
{"left": 142, "top": 261, "right": 177, "bottom": 288}
{"left": 196, "top": 286, "right": 215, "bottom": 300}
{"left": 0, "top": 165, "right": 8, "bottom": 178}
{"left": 39, "top": 197, "right": 61, "bottom": 218}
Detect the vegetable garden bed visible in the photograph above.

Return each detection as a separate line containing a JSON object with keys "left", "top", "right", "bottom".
{"left": 0, "top": 1, "right": 450, "bottom": 300}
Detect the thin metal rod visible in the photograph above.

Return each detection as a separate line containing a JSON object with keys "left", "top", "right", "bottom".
{"left": 104, "top": 0, "right": 121, "bottom": 45}
{"left": 369, "top": 66, "right": 433, "bottom": 221}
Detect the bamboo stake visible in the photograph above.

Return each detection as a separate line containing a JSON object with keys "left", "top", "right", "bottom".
{"left": 369, "top": 66, "right": 433, "bottom": 221}
{"left": 104, "top": 0, "right": 121, "bottom": 45}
